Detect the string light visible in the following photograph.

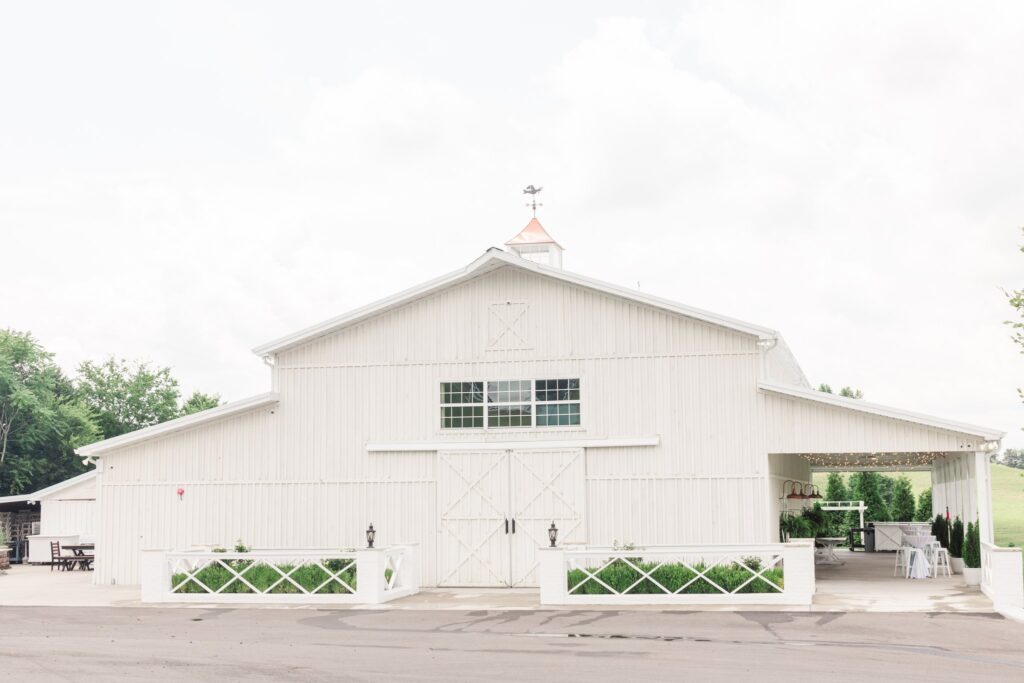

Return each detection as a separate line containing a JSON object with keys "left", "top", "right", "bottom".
{"left": 795, "top": 451, "right": 945, "bottom": 470}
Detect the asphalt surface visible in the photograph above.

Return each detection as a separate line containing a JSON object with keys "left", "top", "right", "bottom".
{"left": 1, "top": 607, "right": 1022, "bottom": 682}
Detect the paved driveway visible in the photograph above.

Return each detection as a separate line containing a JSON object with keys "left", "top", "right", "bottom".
{"left": 2, "top": 607, "right": 1022, "bottom": 682}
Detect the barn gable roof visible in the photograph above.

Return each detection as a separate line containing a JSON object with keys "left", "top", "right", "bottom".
{"left": 252, "top": 248, "right": 781, "bottom": 356}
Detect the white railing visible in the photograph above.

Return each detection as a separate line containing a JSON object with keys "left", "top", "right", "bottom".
{"left": 980, "top": 542, "right": 1024, "bottom": 610}
{"left": 141, "top": 545, "right": 420, "bottom": 604}
{"left": 538, "top": 541, "right": 815, "bottom": 606}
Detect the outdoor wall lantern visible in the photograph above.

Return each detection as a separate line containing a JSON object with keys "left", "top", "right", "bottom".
{"left": 366, "top": 523, "right": 376, "bottom": 549}
{"left": 176, "top": 487, "right": 185, "bottom": 501}
{"left": 806, "top": 484, "right": 823, "bottom": 499}
{"left": 548, "top": 522, "right": 558, "bottom": 547}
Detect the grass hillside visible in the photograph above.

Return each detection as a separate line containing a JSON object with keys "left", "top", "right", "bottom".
{"left": 813, "top": 464, "right": 1024, "bottom": 548}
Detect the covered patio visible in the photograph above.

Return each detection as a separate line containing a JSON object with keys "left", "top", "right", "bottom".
{"left": 761, "top": 382, "right": 1023, "bottom": 613}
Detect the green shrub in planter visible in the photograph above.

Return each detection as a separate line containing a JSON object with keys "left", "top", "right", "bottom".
{"left": 931, "top": 514, "right": 949, "bottom": 549}
{"left": 948, "top": 517, "right": 964, "bottom": 559}
{"left": 567, "top": 559, "right": 783, "bottom": 595}
{"left": 962, "top": 521, "right": 981, "bottom": 569}
{"left": 172, "top": 559, "right": 357, "bottom": 594}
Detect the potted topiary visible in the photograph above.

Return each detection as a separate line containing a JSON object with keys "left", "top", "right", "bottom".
{"left": 961, "top": 521, "right": 981, "bottom": 586}
{"left": 948, "top": 517, "right": 964, "bottom": 574}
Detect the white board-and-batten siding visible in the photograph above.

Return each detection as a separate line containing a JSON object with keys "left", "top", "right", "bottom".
{"left": 40, "top": 475, "right": 98, "bottom": 539}
{"left": 761, "top": 392, "right": 981, "bottom": 454}
{"left": 96, "top": 265, "right": 776, "bottom": 585}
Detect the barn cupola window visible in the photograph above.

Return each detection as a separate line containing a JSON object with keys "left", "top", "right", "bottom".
{"left": 440, "top": 378, "right": 580, "bottom": 429}
{"left": 505, "top": 218, "right": 563, "bottom": 269}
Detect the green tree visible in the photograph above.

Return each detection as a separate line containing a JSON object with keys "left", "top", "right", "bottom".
{"left": 0, "top": 330, "right": 98, "bottom": 495}
{"left": 1000, "top": 448, "right": 1024, "bottom": 470}
{"left": 891, "top": 476, "right": 916, "bottom": 521}
{"left": 817, "top": 384, "right": 864, "bottom": 399}
{"left": 914, "top": 487, "right": 933, "bottom": 522}
{"left": 181, "top": 391, "right": 221, "bottom": 416}
{"left": 849, "top": 471, "right": 890, "bottom": 521}
{"left": 76, "top": 358, "right": 182, "bottom": 439}
{"left": 823, "top": 473, "right": 848, "bottom": 535}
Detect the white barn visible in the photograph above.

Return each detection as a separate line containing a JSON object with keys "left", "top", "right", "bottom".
{"left": 77, "top": 220, "right": 1007, "bottom": 590}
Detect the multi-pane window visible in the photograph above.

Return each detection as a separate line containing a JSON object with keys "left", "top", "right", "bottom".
{"left": 440, "top": 382, "right": 484, "bottom": 429}
{"left": 535, "top": 378, "right": 580, "bottom": 426}
{"left": 440, "top": 378, "right": 580, "bottom": 429}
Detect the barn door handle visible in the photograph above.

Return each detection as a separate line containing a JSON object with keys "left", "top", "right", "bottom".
{"left": 505, "top": 518, "right": 509, "bottom": 534}
{"left": 512, "top": 518, "right": 516, "bottom": 534}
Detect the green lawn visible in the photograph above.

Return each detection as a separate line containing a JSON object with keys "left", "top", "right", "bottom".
{"left": 813, "top": 465, "right": 1024, "bottom": 548}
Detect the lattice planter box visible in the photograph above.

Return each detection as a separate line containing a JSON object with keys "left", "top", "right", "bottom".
{"left": 142, "top": 546, "right": 419, "bottom": 604}
{"left": 539, "top": 541, "right": 815, "bottom": 606}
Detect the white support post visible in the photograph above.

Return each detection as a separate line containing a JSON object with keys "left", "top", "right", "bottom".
{"left": 400, "top": 544, "right": 421, "bottom": 592}
{"left": 975, "top": 451, "right": 994, "bottom": 545}
{"left": 538, "top": 547, "right": 566, "bottom": 605}
{"left": 781, "top": 540, "right": 815, "bottom": 606}
{"left": 356, "top": 549, "right": 386, "bottom": 604}
{"left": 140, "top": 549, "right": 171, "bottom": 603}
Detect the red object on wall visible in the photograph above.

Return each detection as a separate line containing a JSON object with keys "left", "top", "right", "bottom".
{"left": 177, "top": 487, "right": 185, "bottom": 500}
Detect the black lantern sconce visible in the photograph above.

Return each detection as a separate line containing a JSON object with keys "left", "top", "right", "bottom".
{"left": 548, "top": 521, "right": 558, "bottom": 548}
{"left": 366, "top": 523, "right": 376, "bottom": 549}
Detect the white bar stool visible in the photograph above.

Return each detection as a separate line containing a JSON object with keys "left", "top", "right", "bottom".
{"left": 926, "top": 541, "right": 952, "bottom": 578}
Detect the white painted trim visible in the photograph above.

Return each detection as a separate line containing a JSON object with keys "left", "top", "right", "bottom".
{"left": 253, "top": 249, "right": 777, "bottom": 356}
{"left": 759, "top": 382, "right": 1005, "bottom": 442}
{"left": 76, "top": 393, "right": 280, "bottom": 457}
{"left": 367, "top": 436, "right": 660, "bottom": 452}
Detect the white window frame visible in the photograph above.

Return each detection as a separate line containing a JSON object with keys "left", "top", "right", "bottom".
{"left": 439, "top": 378, "right": 582, "bottom": 431}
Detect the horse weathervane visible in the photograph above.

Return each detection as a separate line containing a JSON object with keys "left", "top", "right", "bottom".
{"left": 523, "top": 184, "right": 543, "bottom": 217}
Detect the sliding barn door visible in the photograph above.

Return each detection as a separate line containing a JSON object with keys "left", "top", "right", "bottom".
{"left": 509, "top": 448, "right": 586, "bottom": 587}
{"left": 436, "top": 451, "right": 510, "bottom": 587}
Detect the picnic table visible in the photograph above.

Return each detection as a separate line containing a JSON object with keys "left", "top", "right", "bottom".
{"left": 814, "top": 537, "right": 846, "bottom": 565}
{"left": 63, "top": 543, "right": 95, "bottom": 571}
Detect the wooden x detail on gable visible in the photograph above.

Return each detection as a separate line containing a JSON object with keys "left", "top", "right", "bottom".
{"left": 487, "top": 302, "right": 530, "bottom": 350}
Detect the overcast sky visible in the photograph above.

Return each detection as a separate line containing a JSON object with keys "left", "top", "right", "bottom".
{"left": 2, "top": 1, "right": 1023, "bottom": 448}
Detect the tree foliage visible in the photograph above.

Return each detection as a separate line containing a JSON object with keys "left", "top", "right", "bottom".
{"left": 823, "top": 473, "right": 849, "bottom": 535}
{"left": 1000, "top": 448, "right": 1024, "bottom": 470}
{"left": 890, "top": 476, "right": 916, "bottom": 522}
{"left": 0, "top": 330, "right": 98, "bottom": 495}
{"left": 848, "top": 471, "right": 889, "bottom": 521}
{"left": 914, "top": 487, "right": 933, "bottom": 522}
{"left": 816, "top": 383, "right": 864, "bottom": 399}
{"left": 76, "top": 358, "right": 183, "bottom": 439}
{"left": 181, "top": 391, "right": 221, "bottom": 416}
{"left": 0, "top": 330, "right": 221, "bottom": 494}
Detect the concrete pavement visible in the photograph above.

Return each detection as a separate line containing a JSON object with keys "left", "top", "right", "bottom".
{"left": 1, "top": 606, "right": 1022, "bottom": 682}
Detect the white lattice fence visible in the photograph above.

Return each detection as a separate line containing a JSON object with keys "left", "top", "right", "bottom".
{"left": 538, "top": 541, "right": 815, "bottom": 605}
{"left": 141, "top": 545, "right": 420, "bottom": 604}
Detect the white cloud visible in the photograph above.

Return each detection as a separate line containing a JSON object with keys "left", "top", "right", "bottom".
{"left": 1, "top": 2, "right": 1022, "bottom": 444}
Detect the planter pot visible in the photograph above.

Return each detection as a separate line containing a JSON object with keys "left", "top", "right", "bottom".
{"left": 962, "top": 567, "right": 981, "bottom": 586}
{"left": 949, "top": 557, "right": 964, "bottom": 575}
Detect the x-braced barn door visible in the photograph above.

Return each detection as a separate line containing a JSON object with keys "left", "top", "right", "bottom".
{"left": 510, "top": 449, "right": 585, "bottom": 587}
{"left": 437, "top": 448, "right": 586, "bottom": 587}
{"left": 437, "top": 451, "right": 511, "bottom": 587}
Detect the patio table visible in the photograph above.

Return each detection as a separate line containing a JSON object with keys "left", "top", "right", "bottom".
{"left": 63, "top": 544, "right": 95, "bottom": 571}
{"left": 902, "top": 534, "right": 935, "bottom": 549}
{"left": 814, "top": 537, "right": 846, "bottom": 565}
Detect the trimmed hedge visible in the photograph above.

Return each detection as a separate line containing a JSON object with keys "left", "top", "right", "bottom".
{"left": 567, "top": 558, "right": 784, "bottom": 595}
{"left": 171, "top": 558, "right": 358, "bottom": 594}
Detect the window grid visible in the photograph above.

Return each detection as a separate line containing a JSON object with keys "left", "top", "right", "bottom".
{"left": 440, "top": 378, "right": 580, "bottom": 430}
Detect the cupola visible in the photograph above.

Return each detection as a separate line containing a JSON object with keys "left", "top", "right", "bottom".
{"left": 505, "top": 218, "right": 563, "bottom": 268}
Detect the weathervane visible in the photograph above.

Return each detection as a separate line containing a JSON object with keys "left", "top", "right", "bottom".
{"left": 523, "top": 184, "right": 543, "bottom": 217}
